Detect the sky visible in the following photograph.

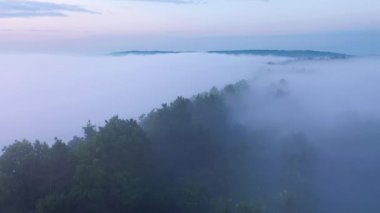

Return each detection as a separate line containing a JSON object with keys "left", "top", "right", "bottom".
{"left": 0, "top": 0, "right": 379, "bottom": 54}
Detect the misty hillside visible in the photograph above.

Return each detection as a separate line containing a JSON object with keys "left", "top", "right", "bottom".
{"left": 0, "top": 81, "right": 316, "bottom": 213}
{"left": 0, "top": 0, "right": 378, "bottom": 212}
{"left": 110, "top": 50, "right": 182, "bottom": 56}
{"left": 207, "top": 50, "right": 350, "bottom": 59}
{"left": 110, "top": 49, "right": 350, "bottom": 60}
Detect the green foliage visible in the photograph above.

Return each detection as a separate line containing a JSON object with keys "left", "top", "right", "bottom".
{"left": 0, "top": 81, "right": 317, "bottom": 213}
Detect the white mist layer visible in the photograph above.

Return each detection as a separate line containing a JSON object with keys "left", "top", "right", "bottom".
{"left": 232, "top": 56, "right": 380, "bottom": 213}
{"left": 241, "top": 57, "right": 380, "bottom": 135}
{"left": 0, "top": 53, "right": 284, "bottom": 145}
{"left": 1, "top": 53, "right": 380, "bottom": 212}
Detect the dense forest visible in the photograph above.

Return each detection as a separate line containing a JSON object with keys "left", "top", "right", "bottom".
{"left": 0, "top": 81, "right": 317, "bottom": 213}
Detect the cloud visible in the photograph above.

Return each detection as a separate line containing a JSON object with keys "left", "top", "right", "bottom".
{"left": 129, "top": 0, "right": 203, "bottom": 3}
{"left": 0, "top": 0, "right": 96, "bottom": 18}
{"left": 128, "top": 0, "right": 267, "bottom": 4}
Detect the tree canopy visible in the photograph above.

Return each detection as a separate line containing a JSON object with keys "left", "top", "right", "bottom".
{"left": 0, "top": 81, "right": 317, "bottom": 213}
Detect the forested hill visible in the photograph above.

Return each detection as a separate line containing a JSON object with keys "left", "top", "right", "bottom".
{"left": 110, "top": 49, "right": 350, "bottom": 59}
{"left": 0, "top": 81, "right": 317, "bottom": 213}
{"left": 110, "top": 50, "right": 181, "bottom": 56}
{"left": 207, "top": 50, "right": 349, "bottom": 59}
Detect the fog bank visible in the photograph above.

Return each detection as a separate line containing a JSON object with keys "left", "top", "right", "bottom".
{"left": 231, "top": 57, "right": 380, "bottom": 213}
{"left": 0, "top": 53, "right": 283, "bottom": 145}
{"left": 1, "top": 53, "right": 380, "bottom": 212}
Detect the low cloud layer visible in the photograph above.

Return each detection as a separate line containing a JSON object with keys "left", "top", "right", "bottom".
{"left": 0, "top": 53, "right": 269, "bottom": 144}
{"left": 228, "top": 57, "right": 380, "bottom": 212}
{"left": 0, "top": 0, "right": 95, "bottom": 18}
{"left": 0, "top": 53, "right": 379, "bottom": 212}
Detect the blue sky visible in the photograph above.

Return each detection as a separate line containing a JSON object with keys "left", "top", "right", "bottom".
{"left": 0, "top": 0, "right": 379, "bottom": 54}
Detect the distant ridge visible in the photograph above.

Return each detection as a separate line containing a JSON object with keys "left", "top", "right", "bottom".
{"left": 109, "top": 49, "right": 350, "bottom": 59}
{"left": 110, "top": 50, "right": 181, "bottom": 56}
{"left": 207, "top": 50, "right": 350, "bottom": 59}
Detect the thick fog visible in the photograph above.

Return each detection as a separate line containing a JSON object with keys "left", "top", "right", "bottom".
{"left": 1, "top": 53, "right": 380, "bottom": 212}
{"left": 229, "top": 57, "right": 380, "bottom": 213}
{"left": 0, "top": 53, "right": 283, "bottom": 145}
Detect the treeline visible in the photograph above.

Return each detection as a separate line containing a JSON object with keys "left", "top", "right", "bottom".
{"left": 0, "top": 81, "right": 317, "bottom": 213}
